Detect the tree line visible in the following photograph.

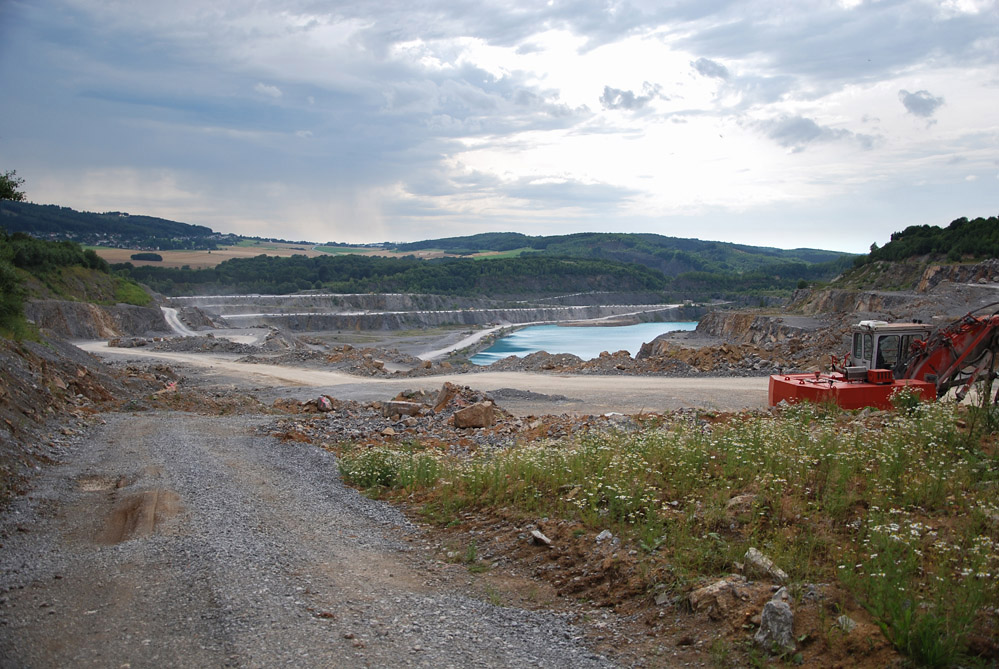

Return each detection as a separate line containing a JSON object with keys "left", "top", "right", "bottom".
{"left": 113, "top": 251, "right": 849, "bottom": 300}
{"left": 863, "top": 216, "right": 999, "bottom": 263}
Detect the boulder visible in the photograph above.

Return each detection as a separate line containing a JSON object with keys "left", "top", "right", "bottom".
{"left": 754, "top": 587, "right": 795, "bottom": 654}
{"left": 454, "top": 401, "right": 495, "bottom": 428}
{"left": 688, "top": 575, "right": 749, "bottom": 620}
{"left": 382, "top": 401, "right": 422, "bottom": 417}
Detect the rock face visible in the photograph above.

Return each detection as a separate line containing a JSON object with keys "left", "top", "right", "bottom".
{"left": 24, "top": 300, "right": 170, "bottom": 339}
{"left": 692, "top": 312, "right": 822, "bottom": 346}
{"left": 166, "top": 293, "right": 705, "bottom": 332}
{"left": 915, "top": 258, "right": 999, "bottom": 292}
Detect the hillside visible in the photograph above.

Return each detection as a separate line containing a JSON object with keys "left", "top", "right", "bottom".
{"left": 0, "top": 201, "right": 237, "bottom": 250}
{"left": 866, "top": 215, "right": 999, "bottom": 262}
{"left": 0, "top": 230, "right": 157, "bottom": 339}
{"left": 391, "top": 231, "right": 852, "bottom": 275}
{"left": 2, "top": 202, "right": 855, "bottom": 299}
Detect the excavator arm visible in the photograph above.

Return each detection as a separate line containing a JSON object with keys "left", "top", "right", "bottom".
{"left": 902, "top": 308, "right": 999, "bottom": 402}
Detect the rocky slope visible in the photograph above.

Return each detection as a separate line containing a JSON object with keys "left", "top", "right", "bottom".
{"left": 0, "top": 334, "right": 163, "bottom": 505}
{"left": 24, "top": 300, "right": 170, "bottom": 339}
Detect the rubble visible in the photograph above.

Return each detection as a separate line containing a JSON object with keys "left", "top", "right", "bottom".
{"left": 260, "top": 383, "right": 666, "bottom": 454}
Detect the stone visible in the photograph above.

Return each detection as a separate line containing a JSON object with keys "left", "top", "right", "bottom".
{"left": 754, "top": 587, "right": 795, "bottom": 653}
{"left": 745, "top": 547, "right": 788, "bottom": 583}
{"left": 687, "top": 575, "right": 748, "bottom": 620}
{"left": 530, "top": 530, "right": 552, "bottom": 547}
{"left": 454, "top": 401, "right": 495, "bottom": 428}
{"left": 383, "top": 401, "right": 422, "bottom": 417}
{"left": 595, "top": 529, "right": 613, "bottom": 543}
{"left": 837, "top": 614, "right": 857, "bottom": 633}
{"left": 434, "top": 382, "right": 461, "bottom": 412}
{"left": 725, "top": 493, "right": 757, "bottom": 515}
{"left": 381, "top": 427, "right": 396, "bottom": 436}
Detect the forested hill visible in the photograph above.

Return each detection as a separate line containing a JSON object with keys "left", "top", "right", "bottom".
{"left": 865, "top": 215, "right": 999, "bottom": 262}
{"left": 117, "top": 254, "right": 671, "bottom": 297}
{"left": 0, "top": 201, "right": 236, "bottom": 250}
{"left": 390, "top": 232, "right": 850, "bottom": 275}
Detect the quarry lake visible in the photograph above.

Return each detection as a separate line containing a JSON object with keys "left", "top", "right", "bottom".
{"left": 470, "top": 321, "right": 698, "bottom": 365}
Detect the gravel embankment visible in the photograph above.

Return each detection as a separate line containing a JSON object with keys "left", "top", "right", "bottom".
{"left": 0, "top": 412, "right": 615, "bottom": 668}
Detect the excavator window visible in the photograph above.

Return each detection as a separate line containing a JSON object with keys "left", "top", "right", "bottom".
{"left": 876, "top": 335, "right": 900, "bottom": 369}
{"left": 853, "top": 333, "right": 864, "bottom": 360}
{"left": 863, "top": 333, "right": 873, "bottom": 364}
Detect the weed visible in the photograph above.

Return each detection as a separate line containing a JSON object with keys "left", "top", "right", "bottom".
{"left": 336, "top": 401, "right": 999, "bottom": 666}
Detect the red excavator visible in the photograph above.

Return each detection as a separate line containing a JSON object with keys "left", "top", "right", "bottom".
{"left": 769, "top": 303, "right": 999, "bottom": 410}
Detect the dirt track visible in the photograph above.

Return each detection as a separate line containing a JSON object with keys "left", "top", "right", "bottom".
{"left": 0, "top": 413, "right": 615, "bottom": 667}
{"left": 77, "top": 342, "right": 769, "bottom": 415}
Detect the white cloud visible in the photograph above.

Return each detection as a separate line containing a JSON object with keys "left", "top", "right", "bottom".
{"left": 254, "top": 82, "right": 283, "bottom": 98}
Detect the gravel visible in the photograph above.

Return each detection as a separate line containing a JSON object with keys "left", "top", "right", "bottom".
{"left": 0, "top": 411, "right": 616, "bottom": 668}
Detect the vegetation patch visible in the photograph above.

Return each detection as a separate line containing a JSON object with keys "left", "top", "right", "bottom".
{"left": 336, "top": 400, "right": 999, "bottom": 666}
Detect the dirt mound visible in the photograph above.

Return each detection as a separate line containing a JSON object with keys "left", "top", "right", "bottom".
{"left": 0, "top": 335, "right": 163, "bottom": 505}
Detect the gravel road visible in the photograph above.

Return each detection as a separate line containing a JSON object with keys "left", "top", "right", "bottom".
{"left": 0, "top": 412, "right": 614, "bottom": 668}
{"left": 77, "top": 342, "right": 769, "bottom": 415}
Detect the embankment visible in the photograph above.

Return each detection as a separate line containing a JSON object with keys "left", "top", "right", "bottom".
{"left": 24, "top": 300, "right": 170, "bottom": 339}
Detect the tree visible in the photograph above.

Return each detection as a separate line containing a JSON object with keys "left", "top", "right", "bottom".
{"left": 0, "top": 170, "right": 26, "bottom": 201}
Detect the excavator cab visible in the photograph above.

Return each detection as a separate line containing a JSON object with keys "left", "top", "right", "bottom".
{"left": 849, "top": 321, "right": 932, "bottom": 376}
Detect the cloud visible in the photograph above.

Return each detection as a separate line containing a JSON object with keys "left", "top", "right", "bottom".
{"left": 504, "top": 177, "right": 638, "bottom": 208}
{"left": 753, "top": 115, "right": 876, "bottom": 152}
{"left": 1, "top": 0, "right": 997, "bottom": 252}
{"left": 599, "top": 83, "right": 663, "bottom": 110}
{"left": 898, "top": 89, "right": 944, "bottom": 118}
{"left": 690, "top": 57, "right": 729, "bottom": 79}
{"left": 254, "top": 82, "right": 283, "bottom": 98}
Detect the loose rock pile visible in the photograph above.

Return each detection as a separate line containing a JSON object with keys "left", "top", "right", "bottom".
{"left": 265, "top": 382, "right": 645, "bottom": 452}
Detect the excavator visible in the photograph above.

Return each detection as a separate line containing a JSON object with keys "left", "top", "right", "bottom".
{"left": 768, "top": 303, "right": 999, "bottom": 410}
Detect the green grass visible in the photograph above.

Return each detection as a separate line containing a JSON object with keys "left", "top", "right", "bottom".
{"left": 472, "top": 248, "right": 531, "bottom": 259}
{"left": 312, "top": 245, "right": 373, "bottom": 255}
{"left": 337, "top": 399, "right": 999, "bottom": 666}
{"left": 113, "top": 278, "right": 153, "bottom": 306}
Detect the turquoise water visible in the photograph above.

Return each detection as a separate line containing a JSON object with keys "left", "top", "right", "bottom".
{"left": 470, "top": 321, "right": 698, "bottom": 366}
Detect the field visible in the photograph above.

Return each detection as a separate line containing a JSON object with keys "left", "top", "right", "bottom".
{"left": 89, "top": 242, "right": 328, "bottom": 269}
{"left": 92, "top": 243, "right": 528, "bottom": 268}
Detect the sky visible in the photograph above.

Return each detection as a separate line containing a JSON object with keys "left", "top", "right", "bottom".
{"left": 0, "top": 0, "right": 997, "bottom": 253}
